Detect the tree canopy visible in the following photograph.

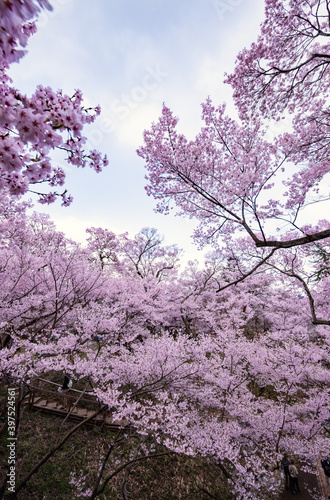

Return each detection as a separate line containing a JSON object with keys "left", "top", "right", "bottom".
{"left": 1, "top": 1, "right": 330, "bottom": 499}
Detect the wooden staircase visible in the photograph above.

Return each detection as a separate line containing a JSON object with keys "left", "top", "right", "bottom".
{"left": 22, "top": 379, "right": 131, "bottom": 432}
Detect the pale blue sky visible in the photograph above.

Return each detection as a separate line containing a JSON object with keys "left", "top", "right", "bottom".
{"left": 9, "top": 0, "right": 265, "bottom": 261}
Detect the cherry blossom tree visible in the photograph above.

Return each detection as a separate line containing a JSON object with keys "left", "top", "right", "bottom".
{"left": 138, "top": 0, "right": 330, "bottom": 255}
{"left": 117, "top": 227, "right": 181, "bottom": 282}
{"left": 87, "top": 226, "right": 181, "bottom": 282}
{"left": 210, "top": 233, "right": 330, "bottom": 325}
{"left": 138, "top": 98, "right": 330, "bottom": 254}
{"left": 0, "top": 196, "right": 105, "bottom": 341}
{"left": 0, "top": 0, "right": 108, "bottom": 205}
{"left": 225, "top": 0, "right": 330, "bottom": 119}
{"left": 225, "top": 0, "right": 330, "bottom": 245}
{"left": 86, "top": 227, "right": 120, "bottom": 271}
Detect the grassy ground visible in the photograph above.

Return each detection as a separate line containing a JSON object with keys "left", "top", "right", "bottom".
{"left": 0, "top": 402, "right": 233, "bottom": 500}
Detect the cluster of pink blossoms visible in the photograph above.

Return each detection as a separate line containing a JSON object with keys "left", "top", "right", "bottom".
{"left": 0, "top": 0, "right": 108, "bottom": 205}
